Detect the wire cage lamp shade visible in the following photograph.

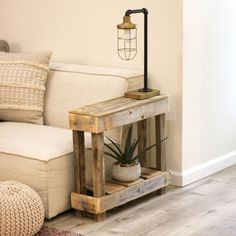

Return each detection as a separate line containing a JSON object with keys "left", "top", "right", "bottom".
{"left": 117, "top": 16, "right": 137, "bottom": 60}
{"left": 116, "top": 8, "right": 160, "bottom": 99}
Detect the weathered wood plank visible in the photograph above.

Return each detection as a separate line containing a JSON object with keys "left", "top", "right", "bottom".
{"left": 69, "top": 96, "right": 169, "bottom": 133}
{"left": 99, "top": 172, "right": 169, "bottom": 213}
{"left": 120, "top": 124, "right": 131, "bottom": 151}
{"left": 155, "top": 114, "right": 167, "bottom": 195}
{"left": 141, "top": 167, "right": 163, "bottom": 179}
{"left": 71, "top": 172, "right": 170, "bottom": 214}
{"left": 72, "top": 130, "right": 86, "bottom": 216}
{"left": 108, "top": 178, "right": 144, "bottom": 187}
{"left": 86, "top": 182, "right": 125, "bottom": 195}
{"left": 91, "top": 133, "right": 106, "bottom": 221}
{"left": 92, "top": 133, "right": 105, "bottom": 197}
{"left": 71, "top": 192, "right": 99, "bottom": 213}
{"left": 124, "top": 89, "right": 160, "bottom": 100}
{"left": 137, "top": 119, "right": 148, "bottom": 167}
{"left": 69, "top": 114, "right": 97, "bottom": 133}
{"left": 103, "top": 182, "right": 126, "bottom": 195}
{"left": 70, "top": 95, "right": 168, "bottom": 117}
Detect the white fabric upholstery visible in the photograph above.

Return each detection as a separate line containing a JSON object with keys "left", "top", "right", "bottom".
{"left": 0, "top": 122, "right": 114, "bottom": 219}
{"left": 0, "top": 122, "right": 74, "bottom": 161}
{"left": 0, "top": 122, "right": 73, "bottom": 219}
{"left": 0, "top": 62, "right": 143, "bottom": 219}
{"left": 0, "top": 51, "right": 52, "bottom": 124}
{"left": 44, "top": 62, "right": 143, "bottom": 129}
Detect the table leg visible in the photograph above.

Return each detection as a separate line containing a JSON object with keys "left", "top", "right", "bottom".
{"left": 73, "top": 130, "right": 86, "bottom": 217}
{"left": 137, "top": 119, "right": 148, "bottom": 167}
{"left": 155, "top": 114, "right": 167, "bottom": 195}
{"left": 92, "top": 133, "right": 106, "bottom": 221}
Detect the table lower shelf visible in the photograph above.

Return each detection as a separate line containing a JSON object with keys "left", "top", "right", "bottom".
{"left": 71, "top": 169, "right": 171, "bottom": 214}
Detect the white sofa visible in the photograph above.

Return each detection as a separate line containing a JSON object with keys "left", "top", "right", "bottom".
{"left": 0, "top": 62, "right": 143, "bottom": 219}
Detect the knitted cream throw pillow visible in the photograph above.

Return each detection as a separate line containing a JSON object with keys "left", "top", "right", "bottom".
{"left": 0, "top": 51, "right": 52, "bottom": 124}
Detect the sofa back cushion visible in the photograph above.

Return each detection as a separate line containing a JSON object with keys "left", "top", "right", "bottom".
{"left": 44, "top": 63, "right": 143, "bottom": 132}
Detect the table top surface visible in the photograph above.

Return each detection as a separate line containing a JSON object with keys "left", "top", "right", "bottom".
{"left": 70, "top": 95, "right": 169, "bottom": 118}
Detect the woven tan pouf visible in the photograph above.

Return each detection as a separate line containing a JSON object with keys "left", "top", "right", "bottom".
{"left": 0, "top": 181, "right": 44, "bottom": 236}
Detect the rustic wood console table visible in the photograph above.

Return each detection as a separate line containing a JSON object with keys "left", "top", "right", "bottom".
{"left": 69, "top": 95, "right": 170, "bottom": 221}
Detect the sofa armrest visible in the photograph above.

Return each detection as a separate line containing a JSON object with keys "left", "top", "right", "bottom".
{"left": 45, "top": 62, "right": 143, "bottom": 144}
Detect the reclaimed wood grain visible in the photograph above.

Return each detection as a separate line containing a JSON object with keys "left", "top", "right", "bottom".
{"left": 86, "top": 182, "right": 125, "bottom": 195}
{"left": 137, "top": 119, "right": 148, "bottom": 167}
{"left": 141, "top": 167, "right": 163, "bottom": 179}
{"left": 70, "top": 95, "right": 168, "bottom": 117}
{"left": 124, "top": 89, "right": 160, "bottom": 100}
{"left": 92, "top": 133, "right": 106, "bottom": 221}
{"left": 69, "top": 95, "right": 169, "bottom": 133}
{"left": 107, "top": 178, "right": 144, "bottom": 187}
{"left": 155, "top": 114, "right": 167, "bottom": 195}
{"left": 71, "top": 172, "right": 170, "bottom": 214}
{"left": 72, "top": 130, "right": 86, "bottom": 217}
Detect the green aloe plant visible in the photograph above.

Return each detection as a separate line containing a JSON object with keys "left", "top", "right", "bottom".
{"left": 104, "top": 125, "right": 167, "bottom": 166}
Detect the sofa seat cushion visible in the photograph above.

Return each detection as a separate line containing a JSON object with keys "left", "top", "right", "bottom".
{"left": 0, "top": 122, "right": 91, "bottom": 219}
{"left": 0, "top": 122, "right": 114, "bottom": 219}
{"left": 0, "top": 121, "right": 89, "bottom": 160}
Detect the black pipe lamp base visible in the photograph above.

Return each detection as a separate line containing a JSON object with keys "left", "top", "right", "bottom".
{"left": 124, "top": 88, "right": 160, "bottom": 100}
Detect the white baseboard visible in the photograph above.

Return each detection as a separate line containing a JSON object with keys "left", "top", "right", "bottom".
{"left": 169, "top": 150, "right": 236, "bottom": 186}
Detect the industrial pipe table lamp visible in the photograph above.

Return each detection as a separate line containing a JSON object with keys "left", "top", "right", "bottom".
{"left": 117, "top": 8, "right": 160, "bottom": 99}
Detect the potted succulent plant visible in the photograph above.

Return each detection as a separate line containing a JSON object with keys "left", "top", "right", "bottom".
{"left": 105, "top": 125, "right": 167, "bottom": 182}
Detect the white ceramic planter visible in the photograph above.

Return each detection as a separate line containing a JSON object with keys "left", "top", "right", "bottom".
{"left": 112, "top": 162, "right": 141, "bottom": 182}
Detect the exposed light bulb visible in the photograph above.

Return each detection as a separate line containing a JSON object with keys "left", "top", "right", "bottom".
{"left": 122, "top": 29, "right": 135, "bottom": 43}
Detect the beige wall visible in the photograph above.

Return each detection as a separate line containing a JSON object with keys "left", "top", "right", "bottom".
{"left": 0, "top": 0, "right": 183, "bottom": 174}
{"left": 181, "top": 0, "right": 236, "bottom": 184}
{"left": 2, "top": 0, "right": 235, "bottom": 186}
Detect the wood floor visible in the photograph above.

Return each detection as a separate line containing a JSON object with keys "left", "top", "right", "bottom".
{"left": 45, "top": 165, "right": 236, "bottom": 236}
